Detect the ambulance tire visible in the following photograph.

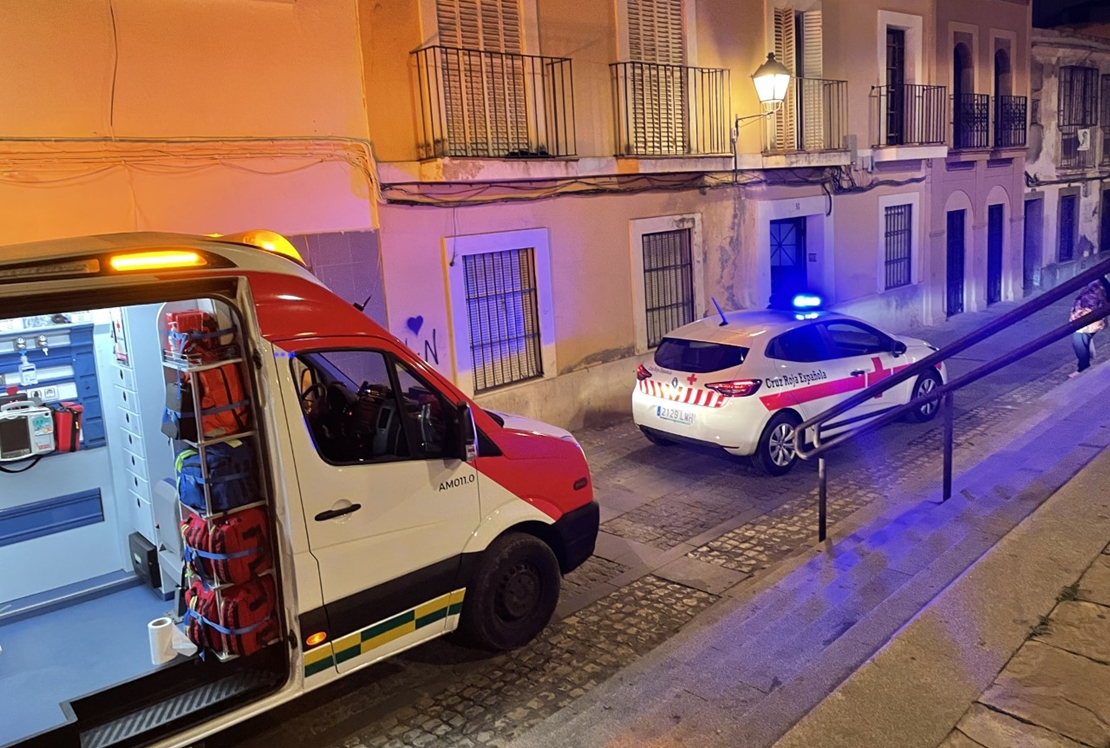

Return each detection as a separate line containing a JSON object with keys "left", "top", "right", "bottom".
{"left": 640, "top": 427, "right": 675, "bottom": 446}
{"left": 753, "top": 411, "right": 801, "bottom": 477}
{"left": 461, "top": 533, "right": 561, "bottom": 651}
{"left": 907, "top": 372, "right": 942, "bottom": 423}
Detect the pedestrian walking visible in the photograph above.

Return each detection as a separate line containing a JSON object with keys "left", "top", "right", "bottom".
{"left": 1069, "top": 279, "right": 1109, "bottom": 376}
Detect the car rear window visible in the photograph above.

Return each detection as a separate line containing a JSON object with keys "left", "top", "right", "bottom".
{"left": 654, "top": 338, "right": 748, "bottom": 373}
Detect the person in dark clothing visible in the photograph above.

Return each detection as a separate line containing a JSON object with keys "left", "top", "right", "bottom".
{"left": 1070, "top": 279, "right": 1110, "bottom": 376}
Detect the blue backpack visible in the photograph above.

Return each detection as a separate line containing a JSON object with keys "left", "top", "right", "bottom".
{"left": 176, "top": 440, "right": 256, "bottom": 515}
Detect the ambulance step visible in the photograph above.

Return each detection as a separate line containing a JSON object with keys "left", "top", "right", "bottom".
{"left": 79, "top": 669, "right": 273, "bottom": 748}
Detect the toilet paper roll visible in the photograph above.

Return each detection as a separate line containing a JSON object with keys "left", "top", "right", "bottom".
{"left": 148, "top": 617, "right": 175, "bottom": 666}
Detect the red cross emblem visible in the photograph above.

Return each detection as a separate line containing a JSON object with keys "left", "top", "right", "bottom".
{"left": 687, "top": 373, "right": 698, "bottom": 385}
{"left": 864, "top": 356, "right": 892, "bottom": 397}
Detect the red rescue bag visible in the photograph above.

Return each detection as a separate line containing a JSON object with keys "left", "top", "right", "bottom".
{"left": 184, "top": 575, "right": 278, "bottom": 658}
{"left": 49, "top": 402, "right": 83, "bottom": 452}
{"left": 181, "top": 508, "right": 271, "bottom": 587}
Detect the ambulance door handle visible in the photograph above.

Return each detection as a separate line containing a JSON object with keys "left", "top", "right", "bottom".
{"left": 314, "top": 504, "right": 362, "bottom": 522}
{"left": 850, "top": 369, "right": 866, "bottom": 377}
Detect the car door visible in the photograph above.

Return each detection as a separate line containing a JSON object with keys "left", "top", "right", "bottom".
{"left": 760, "top": 322, "right": 850, "bottom": 421}
{"left": 277, "top": 338, "right": 480, "bottom": 672}
{"left": 819, "top": 320, "right": 908, "bottom": 420}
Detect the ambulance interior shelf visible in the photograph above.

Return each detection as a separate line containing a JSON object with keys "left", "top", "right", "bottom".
{"left": 159, "top": 303, "right": 280, "bottom": 662}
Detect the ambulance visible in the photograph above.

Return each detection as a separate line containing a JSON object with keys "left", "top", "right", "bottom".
{"left": 0, "top": 232, "right": 598, "bottom": 748}
{"left": 632, "top": 297, "right": 947, "bottom": 475}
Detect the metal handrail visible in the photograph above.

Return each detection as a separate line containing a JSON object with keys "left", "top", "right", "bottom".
{"left": 795, "top": 255, "right": 1110, "bottom": 541}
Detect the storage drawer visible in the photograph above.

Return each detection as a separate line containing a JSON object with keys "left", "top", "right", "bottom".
{"left": 124, "top": 449, "right": 148, "bottom": 481}
{"left": 113, "top": 365, "right": 136, "bottom": 391}
{"left": 114, "top": 385, "right": 138, "bottom": 410}
{"left": 130, "top": 490, "right": 155, "bottom": 544}
{"left": 127, "top": 470, "right": 151, "bottom": 503}
{"left": 118, "top": 406, "right": 142, "bottom": 436}
{"left": 122, "top": 428, "right": 144, "bottom": 458}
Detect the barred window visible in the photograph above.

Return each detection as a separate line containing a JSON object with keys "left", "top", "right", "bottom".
{"left": 884, "top": 204, "right": 912, "bottom": 289}
{"left": 1059, "top": 194, "right": 1078, "bottom": 262}
{"left": 643, "top": 229, "right": 695, "bottom": 348}
{"left": 463, "top": 248, "right": 543, "bottom": 391}
{"left": 1059, "top": 66, "right": 1099, "bottom": 127}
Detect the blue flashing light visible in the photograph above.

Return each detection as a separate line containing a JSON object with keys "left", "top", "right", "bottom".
{"left": 792, "top": 293, "right": 824, "bottom": 309}
{"left": 794, "top": 311, "right": 820, "bottom": 320}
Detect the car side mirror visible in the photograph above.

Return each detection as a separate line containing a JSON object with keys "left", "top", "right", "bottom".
{"left": 892, "top": 340, "right": 907, "bottom": 357}
{"left": 456, "top": 403, "right": 478, "bottom": 462}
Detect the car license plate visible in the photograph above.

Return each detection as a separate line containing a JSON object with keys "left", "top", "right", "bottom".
{"left": 656, "top": 406, "right": 694, "bottom": 425}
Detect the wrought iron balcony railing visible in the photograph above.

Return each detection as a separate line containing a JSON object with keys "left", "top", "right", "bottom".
{"left": 764, "top": 77, "right": 848, "bottom": 154}
{"left": 994, "top": 95, "right": 1028, "bottom": 148}
{"left": 870, "top": 83, "right": 947, "bottom": 147}
{"left": 412, "top": 46, "right": 576, "bottom": 159}
{"left": 952, "top": 93, "right": 990, "bottom": 149}
{"left": 610, "top": 61, "right": 731, "bottom": 156}
{"left": 1060, "top": 125, "right": 1094, "bottom": 171}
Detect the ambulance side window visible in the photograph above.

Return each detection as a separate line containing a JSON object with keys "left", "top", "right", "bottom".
{"left": 767, "top": 325, "right": 828, "bottom": 363}
{"left": 822, "top": 322, "right": 890, "bottom": 358}
{"left": 391, "top": 360, "right": 451, "bottom": 460}
{"left": 294, "top": 349, "right": 413, "bottom": 465}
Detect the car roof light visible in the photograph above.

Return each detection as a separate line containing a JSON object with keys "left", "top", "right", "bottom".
{"left": 794, "top": 311, "right": 819, "bottom": 320}
{"left": 217, "top": 229, "right": 306, "bottom": 265}
{"left": 792, "top": 293, "right": 823, "bottom": 309}
{"left": 109, "top": 250, "right": 207, "bottom": 272}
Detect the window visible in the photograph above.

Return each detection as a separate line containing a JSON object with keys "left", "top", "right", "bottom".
{"left": 1101, "top": 75, "right": 1110, "bottom": 165}
{"left": 654, "top": 338, "right": 747, "bottom": 372}
{"left": 294, "top": 350, "right": 452, "bottom": 465}
{"left": 643, "top": 229, "right": 695, "bottom": 348}
{"left": 624, "top": 0, "right": 687, "bottom": 154}
{"left": 463, "top": 247, "right": 544, "bottom": 391}
{"left": 1059, "top": 194, "right": 1078, "bottom": 262}
{"left": 884, "top": 204, "right": 912, "bottom": 289}
{"left": 772, "top": 6, "right": 823, "bottom": 152}
{"left": 766, "top": 325, "right": 829, "bottom": 363}
{"left": 1059, "top": 66, "right": 1099, "bottom": 127}
{"left": 822, "top": 321, "right": 890, "bottom": 358}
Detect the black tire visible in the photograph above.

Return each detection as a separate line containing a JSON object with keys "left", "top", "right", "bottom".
{"left": 460, "top": 533, "right": 561, "bottom": 651}
{"left": 640, "top": 426, "right": 675, "bottom": 446}
{"left": 907, "top": 371, "right": 942, "bottom": 423}
{"left": 752, "top": 411, "right": 801, "bottom": 476}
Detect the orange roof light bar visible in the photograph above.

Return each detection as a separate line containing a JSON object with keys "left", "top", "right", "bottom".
{"left": 109, "top": 250, "right": 207, "bottom": 272}
{"left": 218, "top": 229, "right": 306, "bottom": 266}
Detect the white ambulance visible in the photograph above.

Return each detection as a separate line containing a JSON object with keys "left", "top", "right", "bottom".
{"left": 0, "top": 232, "right": 598, "bottom": 748}
{"left": 632, "top": 299, "right": 946, "bottom": 475}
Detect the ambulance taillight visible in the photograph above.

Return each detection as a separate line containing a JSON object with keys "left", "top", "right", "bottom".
{"left": 636, "top": 364, "right": 653, "bottom": 381}
{"left": 705, "top": 379, "right": 762, "bottom": 397}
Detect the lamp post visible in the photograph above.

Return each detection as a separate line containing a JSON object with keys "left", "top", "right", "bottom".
{"left": 733, "top": 53, "right": 793, "bottom": 163}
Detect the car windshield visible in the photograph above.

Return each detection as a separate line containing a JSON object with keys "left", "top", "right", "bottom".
{"left": 654, "top": 338, "right": 748, "bottom": 373}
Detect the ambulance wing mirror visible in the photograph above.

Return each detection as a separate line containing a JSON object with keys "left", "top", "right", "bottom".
{"left": 456, "top": 403, "right": 478, "bottom": 462}
{"left": 892, "top": 340, "right": 908, "bottom": 358}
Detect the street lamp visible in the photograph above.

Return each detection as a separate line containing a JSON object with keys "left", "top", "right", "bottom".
{"left": 751, "top": 52, "right": 792, "bottom": 108}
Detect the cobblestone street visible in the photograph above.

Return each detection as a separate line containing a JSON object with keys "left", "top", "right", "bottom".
{"left": 217, "top": 299, "right": 1084, "bottom": 748}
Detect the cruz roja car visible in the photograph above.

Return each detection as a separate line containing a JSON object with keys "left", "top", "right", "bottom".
{"left": 632, "top": 296, "right": 947, "bottom": 476}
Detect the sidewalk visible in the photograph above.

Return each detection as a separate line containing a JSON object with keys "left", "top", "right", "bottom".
{"left": 504, "top": 299, "right": 1110, "bottom": 748}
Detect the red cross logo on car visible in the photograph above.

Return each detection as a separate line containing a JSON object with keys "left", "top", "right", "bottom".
{"left": 687, "top": 373, "right": 698, "bottom": 385}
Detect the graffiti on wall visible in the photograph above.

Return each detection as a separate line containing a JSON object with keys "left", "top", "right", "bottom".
{"left": 404, "top": 315, "right": 440, "bottom": 366}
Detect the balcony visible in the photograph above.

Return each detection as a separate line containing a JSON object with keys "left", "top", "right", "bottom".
{"left": 610, "top": 61, "right": 731, "bottom": 157}
{"left": 952, "top": 93, "right": 990, "bottom": 150}
{"left": 1060, "top": 125, "right": 1095, "bottom": 172}
{"left": 994, "top": 95, "right": 1028, "bottom": 149}
{"left": 870, "top": 84, "right": 947, "bottom": 149}
{"left": 764, "top": 77, "right": 849, "bottom": 156}
{"left": 412, "top": 46, "right": 576, "bottom": 160}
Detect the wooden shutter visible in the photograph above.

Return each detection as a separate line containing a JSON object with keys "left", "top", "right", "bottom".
{"left": 436, "top": 0, "right": 527, "bottom": 156}
{"left": 800, "top": 9, "right": 824, "bottom": 150}
{"left": 773, "top": 7, "right": 797, "bottom": 152}
{"left": 626, "top": 0, "right": 687, "bottom": 153}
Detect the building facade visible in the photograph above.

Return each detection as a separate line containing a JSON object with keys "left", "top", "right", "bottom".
{"left": 0, "top": 0, "right": 1032, "bottom": 430}
{"left": 1025, "top": 27, "right": 1110, "bottom": 291}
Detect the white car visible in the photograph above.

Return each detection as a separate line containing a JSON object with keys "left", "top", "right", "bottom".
{"left": 632, "top": 303, "right": 947, "bottom": 475}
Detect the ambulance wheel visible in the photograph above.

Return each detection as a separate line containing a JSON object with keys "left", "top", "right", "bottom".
{"left": 753, "top": 411, "right": 801, "bottom": 476}
{"left": 907, "top": 372, "right": 942, "bottom": 423}
{"left": 461, "top": 533, "right": 561, "bottom": 651}
{"left": 640, "top": 427, "right": 675, "bottom": 446}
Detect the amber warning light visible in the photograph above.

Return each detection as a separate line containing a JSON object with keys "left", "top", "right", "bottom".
{"left": 109, "top": 251, "right": 207, "bottom": 272}
{"left": 306, "top": 632, "right": 328, "bottom": 647}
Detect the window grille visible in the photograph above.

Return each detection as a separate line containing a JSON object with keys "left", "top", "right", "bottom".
{"left": 463, "top": 248, "right": 543, "bottom": 391}
{"left": 1102, "top": 75, "right": 1110, "bottom": 164}
{"left": 884, "top": 204, "right": 912, "bottom": 289}
{"left": 1059, "top": 195, "right": 1078, "bottom": 262}
{"left": 643, "top": 229, "right": 694, "bottom": 348}
{"left": 1059, "top": 66, "right": 1099, "bottom": 127}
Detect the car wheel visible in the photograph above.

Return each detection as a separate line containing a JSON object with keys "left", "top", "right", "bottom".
{"left": 907, "top": 371, "right": 942, "bottom": 423}
{"left": 753, "top": 411, "right": 801, "bottom": 476}
{"left": 460, "top": 533, "right": 561, "bottom": 651}
{"left": 640, "top": 426, "right": 675, "bottom": 446}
